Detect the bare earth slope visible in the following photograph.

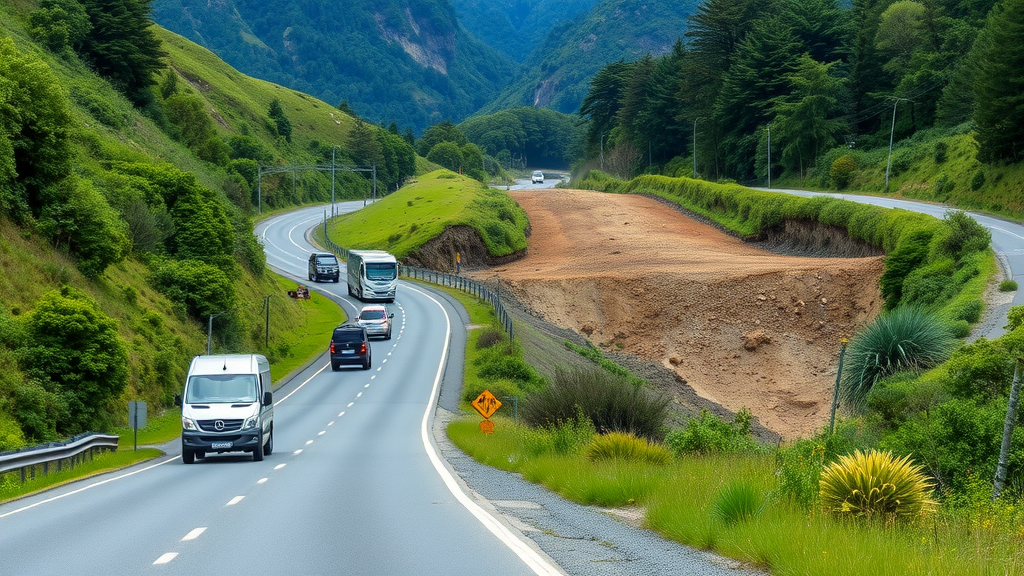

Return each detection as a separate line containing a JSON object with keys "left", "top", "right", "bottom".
{"left": 486, "top": 190, "right": 884, "bottom": 439}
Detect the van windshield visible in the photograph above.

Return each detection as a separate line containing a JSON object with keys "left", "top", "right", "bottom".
{"left": 186, "top": 374, "right": 258, "bottom": 403}
{"left": 365, "top": 263, "right": 396, "bottom": 281}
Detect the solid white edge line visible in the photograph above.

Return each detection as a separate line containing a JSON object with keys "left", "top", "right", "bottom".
{"left": 408, "top": 284, "right": 562, "bottom": 576}
{"left": 153, "top": 552, "right": 178, "bottom": 565}
{"left": 181, "top": 527, "right": 207, "bottom": 541}
{"left": 0, "top": 456, "right": 177, "bottom": 520}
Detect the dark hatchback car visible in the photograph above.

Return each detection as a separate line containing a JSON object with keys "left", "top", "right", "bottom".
{"left": 330, "top": 324, "right": 371, "bottom": 370}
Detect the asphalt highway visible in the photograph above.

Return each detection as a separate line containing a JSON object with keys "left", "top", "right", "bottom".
{"left": 0, "top": 201, "right": 555, "bottom": 576}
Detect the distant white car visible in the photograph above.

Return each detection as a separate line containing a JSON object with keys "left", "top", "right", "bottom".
{"left": 531, "top": 171, "right": 544, "bottom": 184}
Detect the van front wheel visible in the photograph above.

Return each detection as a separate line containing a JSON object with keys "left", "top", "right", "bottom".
{"left": 182, "top": 443, "right": 195, "bottom": 465}
{"left": 253, "top": 433, "right": 265, "bottom": 462}
{"left": 264, "top": 428, "right": 274, "bottom": 455}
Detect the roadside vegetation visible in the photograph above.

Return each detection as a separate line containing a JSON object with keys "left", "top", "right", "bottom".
{"left": 0, "top": 1, "right": 356, "bottom": 465}
{"left": 324, "top": 170, "right": 529, "bottom": 261}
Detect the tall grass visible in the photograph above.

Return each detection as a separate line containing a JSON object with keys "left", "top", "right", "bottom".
{"left": 450, "top": 415, "right": 1024, "bottom": 575}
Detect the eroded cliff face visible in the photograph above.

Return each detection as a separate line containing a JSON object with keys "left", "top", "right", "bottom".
{"left": 374, "top": 5, "right": 457, "bottom": 75}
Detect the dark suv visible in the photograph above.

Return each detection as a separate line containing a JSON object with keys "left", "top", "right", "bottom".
{"left": 308, "top": 252, "right": 340, "bottom": 283}
{"left": 330, "top": 324, "right": 371, "bottom": 370}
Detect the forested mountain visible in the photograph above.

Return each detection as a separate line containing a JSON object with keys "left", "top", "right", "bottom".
{"left": 480, "top": 0, "right": 701, "bottom": 116}
{"left": 576, "top": 0, "right": 1019, "bottom": 185}
{"left": 152, "top": 0, "right": 516, "bottom": 133}
{"left": 0, "top": 0, "right": 415, "bottom": 446}
{"left": 449, "top": 0, "right": 600, "bottom": 61}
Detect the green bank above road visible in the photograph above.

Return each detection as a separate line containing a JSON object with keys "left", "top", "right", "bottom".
{"left": 324, "top": 170, "right": 529, "bottom": 268}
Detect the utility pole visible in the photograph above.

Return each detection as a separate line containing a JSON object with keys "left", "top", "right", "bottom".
{"left": 692, "top": 119, "right": 698, "bottom": 179}
{"left": 331, "top": 145, "right": 337, "bottom": 216}
{"left": 600, "top": 132, "right": 604, "bottom": 171}
{"left": 207, "top": 314, "right": 213, "bottom": 355}
{"left": 767, "top": 124, "right": 771, "bottom": 189}
{"left": 257, "top": 166, "right": 262, "bottom": 215}
{"left": 885, "top": 97, "right": 910, "bottom": 193}
{"left": 264, "top": 295, "right": 270, "bottom": 349}
{"left": 995, "top": 358, "right": 1023, "bottom": 500}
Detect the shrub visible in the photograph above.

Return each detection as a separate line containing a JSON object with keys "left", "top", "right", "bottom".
{"left": 17, "top": 286, "right": 128, "bottom": 435}
{"left": 971, "top": 169, "right": 986, "bottom": 191}
{"left": 820, "top": 449, "right": 937, "bottom": 521}
{"left": 666, "top": 408, "right": 762, "bottom": 456}
{"left": 478, "top": 356, "right": 540, "bottom": 385}
{"left": 944, "top": 337, "right": 1014, "bottom": 400}
{"left": 713, "top": 482, "right": 764, "bottom": 524}
{"left": 584, "top": 432, "right": 672, "bottom": 465}
{"left": 522, "top": 366, "right": 668, "bottom": 440}
{"left": 475, "top": 328, "right": 505, "bottom": 349}
{"left": 933, "top": 173, "right": 954, "bottom": 199}
{"left": 829, "top": 155, "right": 856, "bottom": 189}
{"left": 948, "top": 299, "right": 983, "bottom": 324}
{"left": 150, "top": 258, "right": 236, "bottom": 319}
{"left": 999, "top": 280, "right": 1018, "bottom": 292}
{"left": 879, "top": 229, "right": 931, "bottom": 309}
{"left": 0, "top": 412, "right": 26, "bottom": 452}
{"left": 948, "top": 319, "right": 970, "bottom": 338}
{"left": 933, "top": 141, "right": 948, "bottom": 164}
{"left": 841, "top": 307, "right": 957, "bottom": 405}
{"left": 937, "top": 211, "right": 991, "bottom": 261}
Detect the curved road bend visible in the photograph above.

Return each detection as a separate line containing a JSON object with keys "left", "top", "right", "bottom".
{"left": 0, "top": 201, "right": 551, "bottom": 575}
{"left": 759, "top": 188, "right": 1024, "bottom": 339}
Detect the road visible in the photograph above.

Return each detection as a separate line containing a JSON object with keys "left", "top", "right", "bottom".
{"left": 760, "top": 188, "right": 1024, "bottom": 338}
{"left": 0, "top": 201, "right": 556, "bottom": 576}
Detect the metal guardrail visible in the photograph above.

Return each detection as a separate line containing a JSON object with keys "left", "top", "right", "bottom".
{"left": 0, "top": 433, "right": 119, "bottom": 483}
{"left": 401, "top": 265, "right": 514, "bottom": 341}
{"left": 312, "top": 216, "right": 514, "bottom": 340}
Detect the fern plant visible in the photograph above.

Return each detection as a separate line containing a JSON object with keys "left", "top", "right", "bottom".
{"left": 584, "top": 431, "right": 672, "bottom": 465}
{"left": 820, "top": 450, "right": 936, "bottom": 522}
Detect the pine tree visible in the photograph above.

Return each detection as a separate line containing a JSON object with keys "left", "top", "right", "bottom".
{"left": 268, "top": 98, "right": 292, "bottom": 142}
{"left": 79, "top": 0, "right": 165, "bottom": 106}
{"left": 974, "top": 0, "right": 1024, "bottom": 163}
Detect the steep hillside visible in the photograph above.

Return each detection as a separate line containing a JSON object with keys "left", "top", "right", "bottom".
{"left": 152, "top": 0, "right": 516, "bottom": 133}
{"left": 0, "top": 2, "right": 381, "bottom": 448}
{"left": 450, "top": 0, "right": 600, "bottom": 61}
{"left": 481, "top": 0, "right": 699, "bottom": 115}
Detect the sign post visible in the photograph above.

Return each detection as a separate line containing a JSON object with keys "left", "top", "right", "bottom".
{"left": 471, "top": 390, "right": 502, "bottom": 434}
{"left": 128, "top": 401, "right": 147, "bottom": 451}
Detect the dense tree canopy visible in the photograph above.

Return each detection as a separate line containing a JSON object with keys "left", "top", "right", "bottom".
{"left": 78, "top": 0, "right": 166, "bottom": 106}
{"left": 576, "top": 0, "right": 1008, "bottom": 180}
{"left": 19, "top": 286, "right": 129, "bottom": 434}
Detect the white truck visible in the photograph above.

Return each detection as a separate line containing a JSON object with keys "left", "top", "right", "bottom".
{"left": 347, "top": 250, "right": 398, "bottom": 303}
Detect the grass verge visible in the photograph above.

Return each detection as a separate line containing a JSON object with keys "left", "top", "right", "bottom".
{"left": 0, "top": 448, "right": 163, "bottom": 504}
{"left": 265, "top": 273, "right": 347, "bottom": 382}
{"left": 448, "top": 415, "right": 1024, "bottom": 575}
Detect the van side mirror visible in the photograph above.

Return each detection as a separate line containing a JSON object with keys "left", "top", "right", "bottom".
{"left": 174, "top": 394, "right": 182, "bottom": 407}
{"left": 388, "top": 313, "right": 394, "bottom": 318}
{"left": 263, "top": 391, "right": 273, "bottom": 406}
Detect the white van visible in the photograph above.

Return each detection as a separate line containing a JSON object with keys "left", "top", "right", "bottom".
{"left": 175, "top": 354, "right": 274, "bottom": 463}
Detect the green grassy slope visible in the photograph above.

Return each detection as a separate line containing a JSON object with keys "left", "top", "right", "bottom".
{"left": 324, "top": 170, "right": 529, "bottom": 259}
{"left": 783, "top": 129, "right": 1024, "bottom": 221}
{"left": 0, "top": 5, "right": 351, "bottom": 452}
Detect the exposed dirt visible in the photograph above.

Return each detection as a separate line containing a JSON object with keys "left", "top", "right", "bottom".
{"left": 404, "top": 225, "right": 527, "bottom": 271}
{"left": 471, "top": 189, "right": 885, "bottom": 440}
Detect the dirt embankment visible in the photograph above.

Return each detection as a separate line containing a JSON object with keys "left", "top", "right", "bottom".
{"left": 403, "top": 225, "right": 527, "bottom": 271}
{"left": 470, "top": 190, "right": 884, "bottom": 440}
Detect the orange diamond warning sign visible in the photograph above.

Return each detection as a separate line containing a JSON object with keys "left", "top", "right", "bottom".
{"left": 471, "top": 390, "right": 502, "bottom": 419}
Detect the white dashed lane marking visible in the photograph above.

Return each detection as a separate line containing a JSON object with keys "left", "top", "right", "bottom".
{"left": 181, "top": 527, "right": 206, "bottom": 541}
{"left": 226, "top": 496, "right": 244, "bottom": 506}
{"left": 294, "top": 449, "right": 303, "bottom": 455}
{"left": 274, "top": 463, "right": 286, "bottom": 470}
{"left": 153, "top": 553, "right": 177, "bottom": 565}
{"left": 258, "top": 478, "right": 268, "bottom": 484}
{"left": 318, "top": 431, "right": 326, "bottom": 436}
